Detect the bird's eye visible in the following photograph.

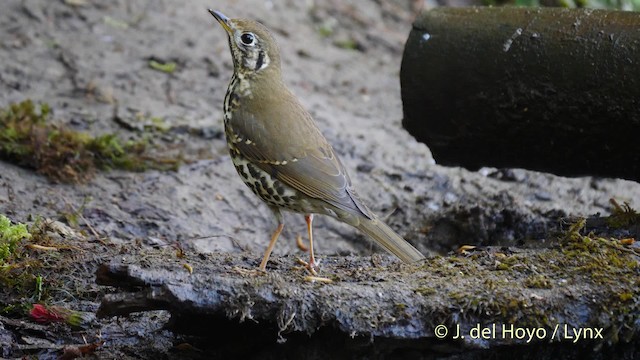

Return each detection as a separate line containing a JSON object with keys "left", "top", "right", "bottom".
{"left": 240, "top": 33, "right": 255, "bottom": 45}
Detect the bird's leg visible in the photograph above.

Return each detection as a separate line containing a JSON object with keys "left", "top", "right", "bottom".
{"left": 295, "top": 214, "right": 319, "bottom": 275}
{"left": 259, "top": 209, "right": 284, "bottom": 272}
{"left": 306, "top": 214, "right": 317, "bottom": 270}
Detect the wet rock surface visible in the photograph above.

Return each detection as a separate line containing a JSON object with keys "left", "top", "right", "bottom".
{"left": 94, "top": 241, "right": 639, "bottom": 358}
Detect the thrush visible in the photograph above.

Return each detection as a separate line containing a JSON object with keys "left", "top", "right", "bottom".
{"left": 209, "top": 10, "right": 425, "bottom": 273}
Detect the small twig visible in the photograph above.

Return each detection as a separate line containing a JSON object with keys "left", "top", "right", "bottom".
{"left": 303, "top": 275, "right": 333, "bottom": 283}
{"left": 26, "top": 244, "right": 59, "bottom": 251}
{"left": 63, "top": 197, "right": 105, "bottom": 242}
{"left": 78, "top": 212, "right": 103, "bottom": 242}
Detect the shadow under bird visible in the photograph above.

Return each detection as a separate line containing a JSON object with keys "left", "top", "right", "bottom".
{"left": 208, "top": 10, "right": 425, "bottom": 273}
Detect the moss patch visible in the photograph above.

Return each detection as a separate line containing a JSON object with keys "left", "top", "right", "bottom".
{"left": 0, "top": 215, "right": 107, "bottom": 318}
{"left": 0, "top": 99, "right": 181, "bottom": 183}
{"left": 1, "top": 216, "right": 45, "bottom": 314}
{"left": 607, "top": 199, "right": 640, "bottom": 229}
{"left": 0, "top": 215, "right": 31, "bottom": 265}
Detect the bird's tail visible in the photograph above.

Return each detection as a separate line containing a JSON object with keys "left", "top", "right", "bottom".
{"left": 355, "top": 218, "right": 425, "bottom": 263}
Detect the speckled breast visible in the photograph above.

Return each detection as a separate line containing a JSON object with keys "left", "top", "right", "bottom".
{"left": 228, "top": 146, "right": 308, "bottom": 213}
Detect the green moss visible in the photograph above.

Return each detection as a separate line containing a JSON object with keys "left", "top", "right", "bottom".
{"left": 0, "top": 217, "right": 88, "bottom": 316}
{"left": 0, "top": 216, "right": 41, "bottom": 312}
{"left": 560, "top": 218, "right": 638, "bottom": 283}
{"left": 317, "top": 25, "right": 333, "bottom": 38}
{"left": 524, "top": 274, "right": 553, "bottom": 289}
{"left": 0, "top": 215, "right": 31, "bottom": 265}
{"left": 606, "top": 199, "right": 640, "bottom": 229}
{"left": 334, "top": 39, "right": 359, "bottom": 50}
{"left": 149, "top": 59, "right": 177, "bottom": 74}
{"left": 619, "top": 292, "right": 633, "bottom": 302}
{"left": 495, "top": 254, "right": 522, "bottom": 271}
{"left": 414, "top": 286, "right": 436, "bottom": 296}
{"left": 424, "top": 214, "right": 639, "bottom": 342}
{"left": 0, "top": 100, "right": 181, "bottom": 183}
{"left": 149, "top": 116, "right": 170, "bottom": 132}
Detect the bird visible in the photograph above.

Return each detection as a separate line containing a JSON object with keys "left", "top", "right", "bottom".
{"left": 208, "top": 10, "right": 425, "bottom": 273}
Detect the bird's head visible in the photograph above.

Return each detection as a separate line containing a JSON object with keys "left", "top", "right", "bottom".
{"left": 209, "top": 10, "right": 281, "bottom": 77}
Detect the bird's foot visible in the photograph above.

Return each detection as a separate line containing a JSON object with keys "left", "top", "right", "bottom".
{"left": 295, "top": 257, "right": 321, "bottom": 276}
{"left": 295, "top": 234, "right": 309, "bottom": 251}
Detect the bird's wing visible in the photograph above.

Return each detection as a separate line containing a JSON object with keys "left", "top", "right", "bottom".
{"left": 228, "top": 98, "right": 372, "bottom": 219}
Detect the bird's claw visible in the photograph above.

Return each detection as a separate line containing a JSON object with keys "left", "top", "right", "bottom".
{"left": 295, "top": 257, "right": 320, "bottom": 276}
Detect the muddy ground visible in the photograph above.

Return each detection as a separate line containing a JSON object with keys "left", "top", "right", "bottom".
{"left": 1, "top": 0, "right": 639, "bottom": 359}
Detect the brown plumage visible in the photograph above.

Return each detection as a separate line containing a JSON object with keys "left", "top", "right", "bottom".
{"left": 209, "top": 10, "right": 425, "bottom": 272}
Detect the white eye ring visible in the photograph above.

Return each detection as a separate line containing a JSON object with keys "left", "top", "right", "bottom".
{"left": 240, "top": 32, "right": 255, "bottom": 46}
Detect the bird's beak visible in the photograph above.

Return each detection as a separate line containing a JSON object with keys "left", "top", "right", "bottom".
{"left": 209, "top": 9, "right": 233, "bottom": 34}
